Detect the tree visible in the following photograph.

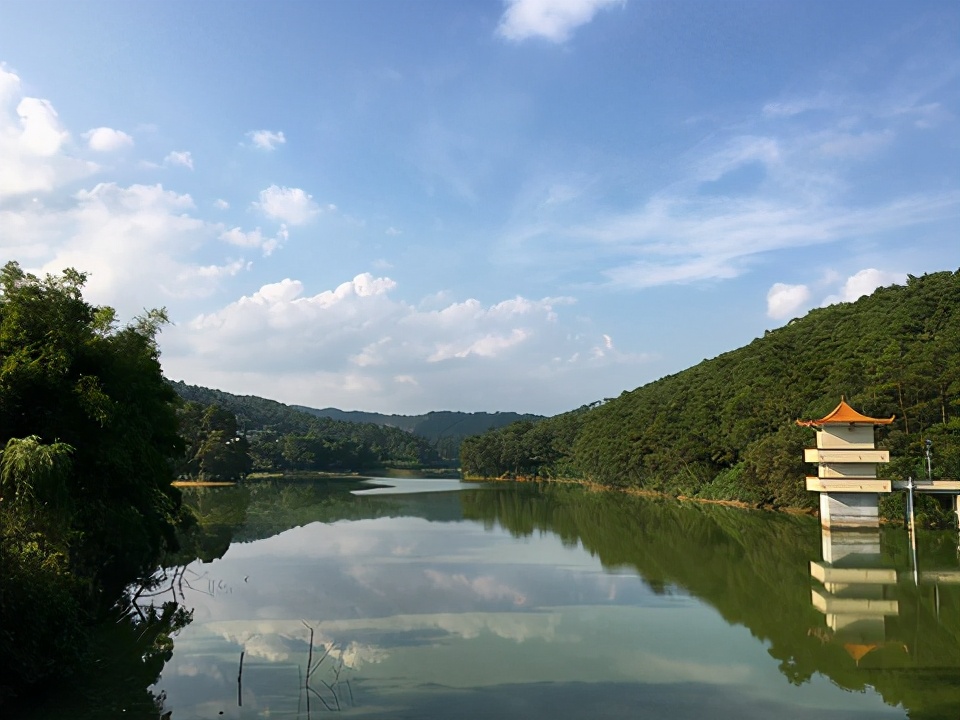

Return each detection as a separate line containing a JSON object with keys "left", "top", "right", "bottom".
{"left": 0, "top": 261, "right": 185, "bottom": 699}
{"left": 177, "top": 402, "right": 252, "bottom": 480}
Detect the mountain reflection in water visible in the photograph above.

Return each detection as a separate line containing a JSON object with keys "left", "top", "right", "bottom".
{"left": 24, "top": 479, "right": 959, "bottom": 719}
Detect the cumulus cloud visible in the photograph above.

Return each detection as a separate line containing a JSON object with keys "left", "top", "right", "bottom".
{"left": 428, "top": 328, "right": 530, "bottom": 362}
{"left": 246, "top": 129, "right": 286, "bottom": 150}
{"left": 763, "top": 268, "right": 907, "bottom": 319}
{"left": 1, "top": 182, "right": 253, "bottom": 319}
{"left": 161, "top": 274, "right": 646, "bottom": 414}
{"left": 14, "top": 97, "right": 67, "bottom": 155}
{"left": 164, "top": 150, "right": 193, "bottom": 169}
{"left": 497, "top": 0, "right": 622, "bottom": 42}
{"left": 213, "top": 198, "right": 230, "bottom": 209}
{"left": 83, "top": 126, "right": 134, "bottom": 152}
{"left": 821, "top": 268, "right": 906, "bottom": 307}
{"left": 766, "top": 283, "right": 811, "bottom": 319}
{"left": 253, "top": 184, "right": 321, "bottom": 225}
{"left": 0, "top": 66, "right": 96, "bottom": 197}
{"left": 0, "top": 67, "right": 256, "bottom": 318}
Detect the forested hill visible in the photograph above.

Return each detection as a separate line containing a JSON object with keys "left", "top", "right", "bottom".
{"left": 292, "top": 406, "right": 543, "bottom": 459}
{"left": 169, "top": 381, "right": 442, "bottom": 470}
{"left": 460, "top": 270, "right": 960, "bottom": 517}
{"left": 169, "top": 381, "right": 537, "bottom": 464}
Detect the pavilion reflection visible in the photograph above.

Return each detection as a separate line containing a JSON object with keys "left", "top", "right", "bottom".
{"left": 810, "top": 526, "right": 960, "bottom": 670}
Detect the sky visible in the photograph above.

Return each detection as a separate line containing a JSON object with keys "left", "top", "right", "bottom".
{"left": 1, "top": 0, "right": 958, "bottom": 415}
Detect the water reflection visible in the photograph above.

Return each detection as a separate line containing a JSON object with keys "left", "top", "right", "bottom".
{"left": 33, "top": 479, "right": 958, "bottom": 719}
{"left": 807, "top": 525, "right": 960, "bottom": 718}
{"left": 811, "top": 528, "right": 900, "bottom": 659}
{"left": 353, "top": 476, "right": 484, "bottom": 495}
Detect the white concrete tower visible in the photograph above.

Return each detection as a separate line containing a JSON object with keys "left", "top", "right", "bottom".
{"left": 798, "top": 398, "right": 894, "bottom": 528}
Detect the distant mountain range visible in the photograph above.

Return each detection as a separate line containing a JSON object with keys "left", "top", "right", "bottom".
{"left": 169, "top": 379, "right": 542, "bottom": 461}
{"left": 292, "top": 406, "right": 544, "bottom": 458}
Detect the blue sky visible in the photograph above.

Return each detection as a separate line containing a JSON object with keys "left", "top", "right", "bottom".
{"left": 1, "top": 0, "right": 958, "bottom": 414}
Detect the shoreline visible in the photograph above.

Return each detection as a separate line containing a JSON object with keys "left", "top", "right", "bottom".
{"left": 463, "top": 473, "right": 817, "bottom": 515}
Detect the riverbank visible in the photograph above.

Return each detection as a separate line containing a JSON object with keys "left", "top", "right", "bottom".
{"left": 461, "top": 473, "right": 814, "bottom": 515}
{"left": 171, "top": 480, "right": 236, "bottom": 487}
{"left": 462, "top": 474, "right": 960, "bottom": 528}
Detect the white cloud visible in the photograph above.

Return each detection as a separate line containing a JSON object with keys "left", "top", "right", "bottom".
{"left": 253, "top": 184, "right": 321, "bottom": 225}
{"left": 83, "top": 126, "right": 134, "bottom": 152}
{"left": 16, "top": 97, "right": 68, "bottom": 155}
{"left": 518, "top": 116, "right": 960, "bottom": 289}
{"left": 766, "top": 283, "right": 811, "bottom": 320}
{"left": 497, "top": 0, "right": 623, "bottom": 42}
{"left": 220, "top": 224, "right": 288, "bottom": 256}
{"left": 695, "top": 136, "right": 781, "bottom": 182}
{"left": 162, "top": 275, "right": 646, "bottom": 413}
{"left": 178, "top": 259, "right": 249, "bottom": 283}
{"left": 504, "top": 63, "right": 960, "bottom": 292}
{"left": 0, "top": 66, "right": 97, "bottom": 198}
{"left": 428, "top": 328, "right": 530, "bottom": 362}
{"left": 213, "top": 198, "right": 230, "bottom": 209}
{"left": 820, "top": 268, "right": 906, "bottom": 307}
{"left": 0, "top": 67, "right": 256, "bottom": 318}
{"left": 164, "top": 150, "right": 193, "bottom": 169}
{"left": 424, "top": 569, "right": 527, "bottom": 606}
{"left": 838, "top": 268, "right": 904, "bottom": 301}
{"left": 246, "top": 129, "right": 286, "bottom": 150}
{"left": 1, "top": 182, "right": 253, "bottom": 319}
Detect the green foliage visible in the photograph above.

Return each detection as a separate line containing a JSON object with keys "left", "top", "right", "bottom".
{"left": 0, "top": 435, "right": 74, "bottom": 515}
{"left": 461, "top": 270, "right": 960, "bottom": 518}
{"left": 176, "top": 402, "right": 252, "bottom": 480}
{"left": 170, "top": 381, "right": 444, "bottom": 471}
{"left": 0, "top": 527, "right": 87, "bottom": 703}
{"left": 0, "top": 261, "right": 184, "bottom": 701}
{"left": 294, "top": 405, "right": 544, "bottom": 460}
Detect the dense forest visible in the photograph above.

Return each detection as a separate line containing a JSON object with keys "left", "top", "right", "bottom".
{"left": 170, "top": 381, "right": 445, "bottom": 475}
{"left": 461, "top": 270, "right": 960, "bottom": 523}
{"left": 293, "top": 405, "right": 543, "bottom": 460}
{"left": 0, "top": 263, "right": 187, "bottom": 703}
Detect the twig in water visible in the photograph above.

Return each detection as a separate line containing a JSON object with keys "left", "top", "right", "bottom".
{"left": 237, "top": 650, "right": 244, "bottom": 707}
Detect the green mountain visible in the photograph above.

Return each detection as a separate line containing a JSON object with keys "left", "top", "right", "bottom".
{"left": 293, "top": 406, "right": 543, "bottom": 459}
{"left": 169, "top": 381, "right": 443, "bottom": 470}
{"left": 460, "top": 270, "right": 960, "bottom": 518}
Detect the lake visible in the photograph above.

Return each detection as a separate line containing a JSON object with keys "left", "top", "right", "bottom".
{"left": 28, "top": 477, "right": 960, "bottom": 718}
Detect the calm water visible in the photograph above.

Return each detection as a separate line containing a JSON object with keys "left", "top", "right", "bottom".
{"left": 28, "top": 478, "right": 960, "bottom": 718}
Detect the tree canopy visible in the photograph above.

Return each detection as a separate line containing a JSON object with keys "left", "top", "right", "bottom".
{"left": 0, "top": 262, "right": 185, "bottom": 701}
{"left": 170, "top": 381, "right": 446, "bottom": 471}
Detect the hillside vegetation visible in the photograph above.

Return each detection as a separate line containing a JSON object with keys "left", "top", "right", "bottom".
{"left": 461, "top": 270, "right": 960, "bottom": 520}
{"left": 170, "top": 381, "right": 443, "bottom": 473}
{"left": 293, "top": 406, "right": 543, "bottom": 460}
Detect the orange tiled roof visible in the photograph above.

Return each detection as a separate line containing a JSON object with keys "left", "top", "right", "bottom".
{"left": 796, "top": 398, "right": 895, "bottom": 427}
